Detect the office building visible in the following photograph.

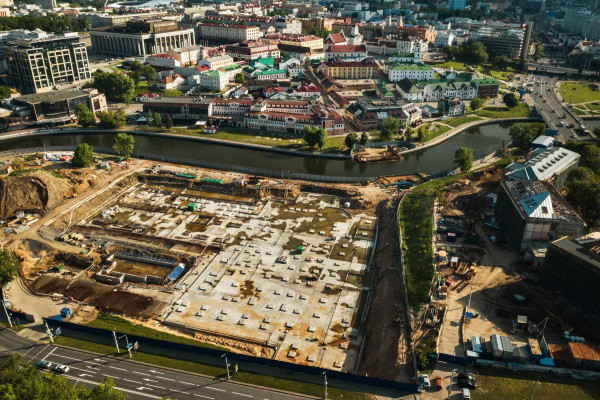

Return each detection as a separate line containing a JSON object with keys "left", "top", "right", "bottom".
{"left": 198, "top": 55, "right": 234, "bottom": 70}
{"left": 91, "top": 20, "right": 195, "bottom": 57}
{"left": 583, "top": 16, "right": 600, "bottom": 41}
{"left": 468, "top": 21, "right": 532, "bottom": 59}
{"left": 449, "top": 0, "right": 466, "bottom": 10}
{"left": 496, "top": 180, "right": 585, "bottom": 252}
{"left": 225, "top": 41, "right": 280, "bottom": 61}
{"left": 540, "top": 233, "right": 600, "bottom": 314}
{"left": 36, "top": 0, "right": 56, "bottom": 9}
{"left": 562, "top": 10, "right": 592, "bottom": 34}
{"left": 196, "top": 23, "right": 262, "bottom": 42}
{"left": 505, "top": 147, "right": 580, "bottom": 189}
{"left": 5, "top": 33, "right": 90, "bottom": 94}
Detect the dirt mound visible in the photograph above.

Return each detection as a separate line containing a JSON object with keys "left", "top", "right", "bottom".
{"left": 0, "top": 170, "right": 72, "bottom": 218}
{"left": 31, "top": 275, "right": 70, "bottom": 294}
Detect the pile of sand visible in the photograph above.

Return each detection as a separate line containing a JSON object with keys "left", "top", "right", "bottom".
{"left": 0, "top": 170, "right": 73, "bottom": 218}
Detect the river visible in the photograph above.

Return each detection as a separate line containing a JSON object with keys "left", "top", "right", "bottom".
{"left": 0, "top": 122, "right": 514, "bottom": 177}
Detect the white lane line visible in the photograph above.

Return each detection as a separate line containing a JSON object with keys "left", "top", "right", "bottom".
{"left": 63, "top": 365, "right": 98, "bottom": 373}
{"left": 51, "top": 353, "right": 102, "bottom": 366}
{"left": 103, "top": 374, "right": 121, "bottom": 380}
{"left": 142, "top": 378, "right": 159, "bottom": 383}
{"left": 30, "top": 346, "right": 50, "bottom": 361}
{"left": 22, "top": 347, "right": 36, "bottom": 358}
{"left": 136, "top": 387, "right": 153, "bottom": 391}
{"left": 132, "top": 370, "right": 151, "bottom": 376}
{"left": 109, "top": 366, "right": 128, "bottom": 371}
{"left": 41, "top": 347, "right": 56, "bottom": 362}
{"left": 149, "top": 370, "right": 164, "bottom": 375}
{"left": 192, "top": 394, "right": 215, "bottom": 399}
{"left": 121, "top": 378, "right": 143, "bottom": 385}
{"left": 63, "top": 375, "right": 160, "bottom": 399}
{"left": 231, "top": 392, "right": 253, "bottom": 398}
{"left": 145, "top": 384, "right": 166, "bottom": 390}
{"left": 207, "top": 387, "right": 226, "bottom": 392}
{"left": 157, "top": 377, "right": 177, "bottom": 382}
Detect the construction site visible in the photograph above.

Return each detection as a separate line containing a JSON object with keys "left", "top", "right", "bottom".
{"left": 1, "top": 156, "right": 396, "bottom": 373}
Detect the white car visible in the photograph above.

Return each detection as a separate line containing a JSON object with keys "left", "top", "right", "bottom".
{"left": 420, "top": 374, "right": 431, "bottom": 388}
{"left": 53, "top": 364, "right": 70, "bottom": 374}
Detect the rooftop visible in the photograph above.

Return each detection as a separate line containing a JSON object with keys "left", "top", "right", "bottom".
{"left": 388, "top": 62, "right": 434, "bottom": 71}
{"left": 15, "top": 90, "right": 91, "bottom": 104}
{"left": 506, "top": 147, "right": 580, "bottom": 182}
{"left": 327, "top": 44, "right": 367, "bottom": 53}
{"left": 568, "top": 341, "right": 600, "bottom": 361}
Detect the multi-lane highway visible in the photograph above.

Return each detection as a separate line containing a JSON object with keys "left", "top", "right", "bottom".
{"left": 0, "top": 328, "right": 314, "bottom": 400}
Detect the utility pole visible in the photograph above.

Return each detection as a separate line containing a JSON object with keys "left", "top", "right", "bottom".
{"left": 530, "top": 381, "right": 540, "bottom": 400}
{"left": 221, "top": 354, "right": 230, "bottom": 380}
{"left": 44, "top": 320, "right": 54, "bottom": 343}
{"left": 323, "top": 371, "right": 328, "bottom": 399}
{"left": 119, "top": 334, "right": 132, "bottom": 358}
{"left": 1, "top": 289, "right": 12, "bottom": 328}
{"left": 113, "top": 331, "right": 120, "bottom": 354}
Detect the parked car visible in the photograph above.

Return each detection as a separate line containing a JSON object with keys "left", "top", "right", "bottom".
{"left": 419, "top": 374, "right": 431, "bottom": 388}
{"left": 434, "top": 376, "right": 443, "bottom": 390}
{"left": 36, "top": 360, "right": 52, "bottom": 369}
{"left": 462, "top": 388, "right": 471, "bottom": 399}
{"left": 53, "top": 364, "right": 70, "bottom": 374}
{"left": 458, "top": 377, "right": 476, "bottom": 389}
{"left": 457, "top": 373, "right": 475, "bottom": 380}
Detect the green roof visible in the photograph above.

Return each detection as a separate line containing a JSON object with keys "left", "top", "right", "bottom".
{"left": 221, "top": 63, "right": 241, "bottom": 71}
{"left": 472, "top": 78, "right": 500, "bottom": 86}
{"left": 390, "top": 52, "right": 414, "bottom": 58}
{"left": 417, "top": 72, "right": 474, "bottom": 86}
{"left": 202, "top": 70, "right": 227, "bottom": 77}
{"left": 248, "top": 57, "right": 274, "bottom": 68}
{"left": 388, "top": 62, "right": 434, "bottom": 71}
{"left": 376, "top": 80, "right": 394, "bottom": 97}
{"left": 256, "top": 69, "right": 285, "bottom": 76}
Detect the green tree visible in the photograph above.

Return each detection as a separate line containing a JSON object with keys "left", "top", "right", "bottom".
{"left": 303, "top": 126, "right": 318, "bottom": 147}
{"left": 316, "top": 128, "right": 328, "bottom": 149}
{"left": 501, "top": 139, "right": 508, "bottom": 156}
{"left": 493, "top": 55, "right": 509, "bottom": 70}
{"left": 234, "top": 73, "right": 245, "bottom": 84}
{"left": 470, "top": 97, "right": 484, "bottom": 111}
{"left": 97, "top": 110, "right": 126, "bottom": 129}
{"left": 0, "top": 250, "right": 18, "bottom": 288}
{"left": 112, "top": 133, "right": 134, "bottom": 159}
{"left": 417, "top": 126, "right": 425, "bottom": 142}
{"left": 75, "top": 103, "right": 96, "bottom": 128}
{"left": 91, "top": 71, "right": 136, "bottom": 104}
{"left": 503, "top": 92, "right": 519, "bottom": 108}
{"left": 509, "top": 123, "right": 546, "bottom": 149}
{"left": 566, "top": 168, "right": 600, "bottom": 226}
{"left": 359, "top": 131, "right": 369, "bottom": 146}
{"left": 0, "top": 85, "right": 12, "bottom": 99}
{"left": 152, "top": 112, "right": 163, "bottom": 128}
{"left": 88, "top": 378, "right": 127, "bottom": 400}
{"left": 129, "top": 61, "right": 156, "bottom": 87}
{"left": 380, "top": 117, "right": 401, "bottom": 141}
{"left": 164, "top": 114, "right": 174, "bottom": 129}
{"left": 454, "top": 147, "right": 474, "bottom": 172}
{"left": 404, "top": 126, "right": 413, "bottom": 142}
{"left": 72, "top": 143, "right": 94, "bottom": 168}
{"left": 344, "top": 132, "right": 358, "bottom": 149}
{"left": 534, "top": 43, "right": 544, "bottom": 61}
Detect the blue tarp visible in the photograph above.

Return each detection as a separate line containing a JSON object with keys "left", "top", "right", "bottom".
{"left": 167, "top": 265, "right": 185, "bottom": 281}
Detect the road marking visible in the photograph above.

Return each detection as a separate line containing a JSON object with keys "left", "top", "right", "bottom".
{"left": 22, "top": 346, "right": 36, "bottom": 358}
{"left": 103, "top": 374, "right": 121, "bottom": 380}
{"left": 109, "top": 366, "right": 128, "bottom": 371}
{"left": 132, "top": 370, "right": 151, "bottom": 376}
{"left": 136, "top": 387, "right": 153, "bottom": 391}
{"left": 231, "top": 392, "right": 253, "bottom": 398}
{"left": 51, "top": 353, "right": 102, "bottom": 366}
{"left": 63, "top": 375, "right": 160, "bottom": 399}
{"left": 30, "top": 345, "right": 50, "bottom": 362}
{"left": 145, "top": 384, "right": 166, "bottom": 390}
{"left": 78, "top": 373, "right": 94, "bottom": 378}
{"left": 41, "top": 347, "right": 56, "bottom": 362}
{"left": 149, "top": 370, "right": 164, "bottom": 375}
{"left": 143, "top": 378, "right": 159, "bottom": 383}
{"left": 192, "top": 394, "right": 215, "bottom": 399}
{"left": 122, "top": 378, "right": 143, "bottom": 385}
{"left": 158, "top": 377, "right": 177, "bottom": 382}
{"left": 207, "top": 387, "right": 226, "bottom": 392}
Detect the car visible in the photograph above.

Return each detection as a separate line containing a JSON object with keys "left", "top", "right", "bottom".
{"left": 457, "top": 372, "right": 475, "bottom": 380}
{"left": 569, "top": 123, "right": 575, "bottom": 128}
{"left": 551, "top": 109, "right": 556, "bottom": 113}
{"left": 571, "top": 134, "right": 579, "bottom": 139}
{"left": 53, "top": 364, "right": 69, "bottom": 374}
{"left": 458, "top": 377, "right": 477, "bottom": 389}
{"left": 36, "top": 360, "right": 52, "bottom": 369}
{"left": 419, "top": 374, "right": 431, "bottom": 388}
{"left": 434, "top": 376, "right": 443, "bottom": 390}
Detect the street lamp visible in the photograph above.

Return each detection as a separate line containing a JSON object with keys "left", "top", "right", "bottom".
{"left": 323, "top": 371, "right": 328, "bottom": 399}
{"left": 222, "top": 354, "right": 230, "bottom": 380}
{"left": 530, "top": 381, "right": 540, "bottom": 400}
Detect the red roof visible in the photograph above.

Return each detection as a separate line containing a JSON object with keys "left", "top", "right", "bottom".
{"left": 327, "top": 44, "right": 367, "bottom": 53}
{"left": 196, "top": 65, "right": 210, "bottom": 72}
{"left": 297, "top": 84, "right": 320, "bottom": 93}
{"left": 326, "top": 33, "right": 345, "bottom": 44}
{"left": 265, "top": 87, "right": 286, "bottom": 93}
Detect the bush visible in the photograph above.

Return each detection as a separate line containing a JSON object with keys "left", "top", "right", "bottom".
{"left": 72, "top": 143, "right": 94, "bottom": 167}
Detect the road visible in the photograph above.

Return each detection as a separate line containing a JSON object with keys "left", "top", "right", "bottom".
{"left": 0, "top": 328, "right": 313, "bottom": 400}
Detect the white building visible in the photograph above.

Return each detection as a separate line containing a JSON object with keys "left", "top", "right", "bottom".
{"left": 200, "top": 70, "right": 229, "bottom": 91}
{"left": 423, "top": 81, "right": 477, "bottom": 101}
{"left": 434, "top": 32, "right": 455, "bottom": 47}
{"left": 147, "top": 54, "right": 180, "bottom": 68}
{"left": 396, "top": 78, "right": 423, "bottom": 102}
{"left": 198, "top": 55, "right": 234, "bottom": 70}
{"left": 325, "top": 44, "right": 367, "bottom": 61}
{"left": 386, "top": 63, "right": 434, "bottom": 81}
{"left": 167, "top": 45, "right": 205, "bottom": 66}
{"left": 196, "top": 23, "right": 262, "bottom": 41}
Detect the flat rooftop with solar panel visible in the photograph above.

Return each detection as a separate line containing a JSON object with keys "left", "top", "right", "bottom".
{"left": 159, "top": 190, "right": 377, "bottom": 372}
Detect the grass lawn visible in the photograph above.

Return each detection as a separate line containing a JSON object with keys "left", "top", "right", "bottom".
{"left": 431, "top": 61, "right": 469, "bottom": 70}
{"left": 133, "top": 82, "right": 184, "bottom": 98}
{"left": 53, "top": 336, "right": 372, "bottom": 400}
{"left": 476, "top": 102, "right": 530, "bottom": 118}
{"left": 476, "top": 64, "right": 517, "bottom": 81}
{"left": 445, "top": 116, "right": 483, "bottom": 128}
{"left": 475, "top": 368, "right": 600, "bottom": 400}
{"left": 560, "top": 82, "right": 600, "bottom": 104}
{"left": 421, "top": 123, "right": 451, "bottom": 142}
{"left": 168, "top": 127, "right": 349, "bottom": 154}
{"left": 163, "top": 89, "right": 184, "bottom": 97}
{"left": 87, "top": 313, "right": 226, "bottom": 351}
{"left": 585, "top": 102, "right": 600, "bottom": 111}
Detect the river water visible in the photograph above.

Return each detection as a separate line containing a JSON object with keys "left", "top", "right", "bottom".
{"left": 0, "top": 122, "right": 514, "bottom": 177}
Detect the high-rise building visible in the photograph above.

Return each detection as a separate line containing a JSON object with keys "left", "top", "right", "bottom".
{"left": 583, "top": 16, "right": 600, "bottom": 41}
{"left": 468, "top": 21, "right": 532, "bottom": 59}
{"left": 562, "top": 9, "right": 591, "bottom": 34}
{"left": 449, "top": 0, "right": 466, "bottom": 11}
{"left": 36, "top": 0, "right": 56, "bottom": 9}
{"left": 5, "top": 33, "right": 90, "bottom": 94}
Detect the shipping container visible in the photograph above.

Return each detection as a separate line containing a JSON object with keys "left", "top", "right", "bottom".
{"left": 528, "top": 338, "right": 543, "bottom": 362}
{"left": 471, "top": 336, "right": 482, "bottom": 353}
{"left": 491, "top": 334, "right": 504, "bottom": 359}
{"left": 500, "top": 336, "right": 514, "bottom": 359}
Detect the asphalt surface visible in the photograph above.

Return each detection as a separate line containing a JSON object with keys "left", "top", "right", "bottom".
{"left": 0, "top": 329, "right": 313, "bottom": 400}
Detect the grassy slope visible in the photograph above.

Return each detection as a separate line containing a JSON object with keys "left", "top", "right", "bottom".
{"left": 475, "top": 103, "right": 530, "bottom": 118}
{"left": 445, "top": 116, "right": 483, "bottom": 128}
{"left": 560, "top": 82, "right": 600, "bottom": 104}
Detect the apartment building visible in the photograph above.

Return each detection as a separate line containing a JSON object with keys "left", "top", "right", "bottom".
{"left": 200, "top": 70, "right": 229, "bottom": 91}
{"left": 225, "top": 41, "right": 280, "bottom": 61}
{"left": 423, "top": 81, "right": 477, "bottom": 101}
{"left": 325, "top": 44, "right": 367, "bottom": 60}
{"left": 386, "top": 63, "right": 434, "bottom": 81}
{"left": 265, "top": 33, "right": 324, "bottom": 50}
{"left": 5, "top": 33, "right": 90, "bottom": 94}
{"left": 196, "top": 23, "right": 262, "bottom": 42}
{"left": 318, "top": 58, "right": 378, "bottom": 79}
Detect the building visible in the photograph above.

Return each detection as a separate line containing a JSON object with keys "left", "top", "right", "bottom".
{"left": 325, "top": 44, "right": 367, "bottom": 61}
{"left": 277, "top": 44, "right": 323, "bottom": 61}
{"left": 147, "top": 54, "right": 180, "bottom": 68}
{"left": 468, "top": 21, "right": 532, "bottom": 59}
{"left": 251, "top": 68, "right": 286, "bottom": 80}
{"left": 36, "top": 0, "right": 56, "bottom": 9}
{"left": 495, "top": 180, "right": 585, "bottom": 252}
{"left": 293, "top": 83, "right": 320, "bottom": 98}
{"left": 449, "top": 0, "right": 466, "bottom": 11}
{"left": 266, "top": 34, "right": 324, "bottom": 51}
{"left": 156, "top": 74, "right": 185, "bottom": 90}
{"left": 396, "top": 78, "right": 423, "bottom": 102}
{"left": 225, "top": 41, "right": 280, "bottom": 61}
{"left": 562, "top": 10, "right": 592, "bottom": 35}
{"left": 5, "top": 33, "right": 90, "bottom": 94}
{"left": 142, "top": 97, "right": 211, "bottom": 122}
{"left": 583, "top": 16, "right": 600, "bottom": 42}
{"left": 3, "top": 89, "right": 105, "bottom": 124}
{"left": 318, "top": 58, "right": 378, "bottom": 79}
{"left": 196, "top": 23, "right": 262, "bottom": 42}
{"left": 505, "top": 147, "right": 580, "bottom": 190}
{"left": 435, "top": 32, "right": 455, "bottom": 47}
{"left": 199, "top": 70, "right": 229, "bottom": 91}
{"left": 471, "top": 77, "right": 500, "bottom": 98}
{"left": 423, "top": 81, "right": 477, "bottom": 101}
{"left": 167, "top": 46, "right": 206, "bottom": 66}
{"left": 198, "top": 55, "right": 234, "bottom": 70}
{"left": 346, "top": 99, "right": 422, "bottom": 131}
{"left": 397, "top": 26, "right": 437, "bottom": 43}
{"left": 386, "top": 63, "right": 434, "bottom": 81}
{"left": 568, "top": 342, "right": 600, "bottom": 370}
{"left": 220, "top": 63, "right": 242, "bottom": 81}
{"left": 91, "top": 20, "right": 195, "bottom": 57}
{"left": 324, "top": 31, "right": 347, "bottom": 50}
{"left": 540, "top": 234, "right": 600, "bottom": 314}
{"left": 445, "top": 97, "right": 464, "bottom": 116}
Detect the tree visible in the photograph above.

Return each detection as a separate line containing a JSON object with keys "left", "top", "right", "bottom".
{"left": 129, "top": 61, "right": 156, "bottom": 87}
{"left": 469, "top": 42, "right": 489, "bottom": 64}
{"left": 438, "top": 101, "right": 446, "bottom": 117}
{"left": 380, "top": 117, "right": 401, "bottom": 141}
{"left": 417, "top": 126, "right": 425, "bottom": 142}
{"left": 359, "top": 131, "right": 369, "bottom": 146}
{"left": 0, "top": 250, "right": 18, "bottom": 288}
{"left": 112, "top": 133, "right": 134, "bottom": 159}
{"left": 97, "top": 110, "right": 126, "bottom": 129}
{"left": 509, "top": 122, "right": 546, "bottom": 149}
{"left": 72, "top": 143, "right": 94, "bottom": 168}
{"left": 316, "top": 128, "right": 328, "bottom": 149}
{"left": 454, "top": 147, "right": 473, "bottom": 172}
{"left": 404, "top": 126, "right": 413, "bottom": 142}
{"left": 234, "top": 73, "right": 245, "bottom": 84}
{"left": 152, "top": 112, "right": 163, "bottom": 128}
{"left": 164, "top": 114, "right": 173, "bottom": 129}
{"left": 345, "top": 132, "right": 358, "bottom": 149}
{"left": 303, "top": 126, "right": 318, "bottom": 147}
{"left": 493, "top": 55, "right": 509, "bottom": 71}
{"left": 88, "top": 378, "right": 127, "bottom": 400}
{"left": 501, "top": 140, "right": 508, "bottom": 156}
{"left": 566, "top": 167, "right": 600, "bottom": 226}
{"left": 91, "top": 71, "right": 136, "bottom": 104}
{"left": 503, "top": 92, "right": 519, "bottom": 108}
{"left": 11, "top": 158, "right": 24, "bottom": 171}
{"left": 0, "top": 85, "right": 12, "bottom": 99}
{"left": 470, "top": 97, "right": 484, "bottom": 111}
{"left": 533, "top": 43, "right": 544, "bottom": 61}
{"left": 75, "top": 103, "right": 96, "bottom": 128}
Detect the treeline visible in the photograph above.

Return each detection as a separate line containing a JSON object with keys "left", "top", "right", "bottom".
{"left": 0, "top": 14, "right": 90, "bottom": 34}
{"left": 441, "top": 42, "right": 489, "bottom": 65}
{"left": 564, "top": 142, "right": 600, "bottom": 227}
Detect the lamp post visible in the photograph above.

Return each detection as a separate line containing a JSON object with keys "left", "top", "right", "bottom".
{"left": 222, "top": 354, "right": 230, "bottom": 380}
